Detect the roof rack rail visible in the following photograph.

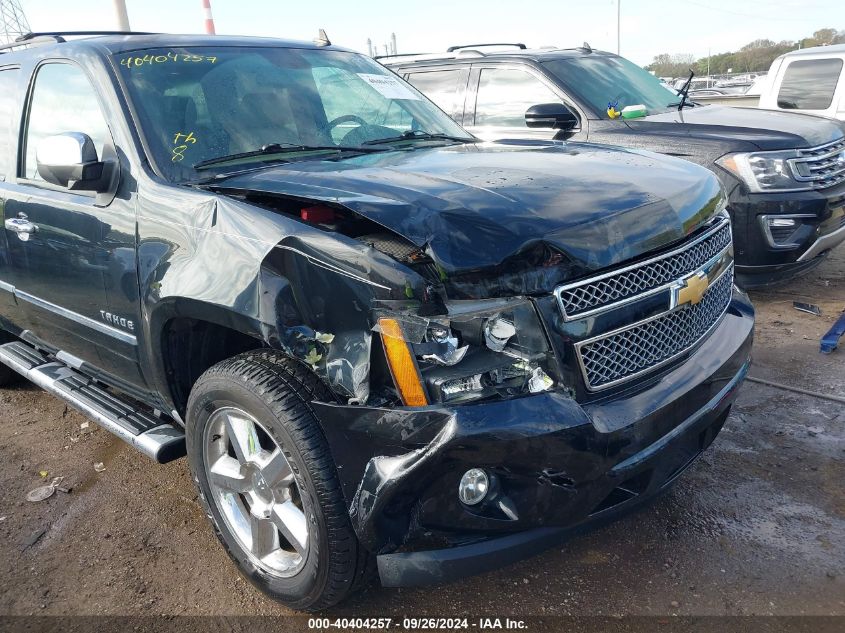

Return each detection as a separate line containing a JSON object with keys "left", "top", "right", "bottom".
{"left": 0, "top": 31, "right": 158, "bottom": 54}
{"left": 374, "top": 51, "right": 431, "bottom": 60}
{"left": 0, "top": 34, "right": 64, "bottom": 53}
{"left": 446, "top": 42, "right": 526, "bottom": 53}
{"left": 17, "top": 30, "right": 157, "bottom": 41}
{"left": 0, "top": 31, "right": 159, "bottom": 54}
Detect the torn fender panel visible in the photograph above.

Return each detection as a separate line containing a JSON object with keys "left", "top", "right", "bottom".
{"left": 312, "top": 392, "right": 596, "bottom": 553}
{"left": 257, "top": 232, "right": 435, "bottom": 403}
{"left": 137, "top": 184, "right": 427, "bottom": 406}
{"left": 210, "top": 140, "right": 725, "bottom": 282}
{"left": 256, "top": 263, "right": 375, "bottom": 404}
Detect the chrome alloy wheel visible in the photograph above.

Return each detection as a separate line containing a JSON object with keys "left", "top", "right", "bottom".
{"left": 203, "top": 407, "right": 309, "bottom": 577}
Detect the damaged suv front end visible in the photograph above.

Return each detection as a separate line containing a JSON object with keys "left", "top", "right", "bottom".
{"left": 311, "top": 210, "right": 752, "bottom": 587}
{"left": 113, "top": 37, "right": 754, "bottom": 591}
{"left": 209, "top": 151, "right": 753, "bottom": 588}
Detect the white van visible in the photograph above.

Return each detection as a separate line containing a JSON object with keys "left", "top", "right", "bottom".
{"left": 759, "top": 44, "right": 845, "bottom": 120}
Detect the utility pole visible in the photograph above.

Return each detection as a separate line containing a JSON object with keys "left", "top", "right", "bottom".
{"left": 617, "top": 0, "right": 621, "bottom": 55}
{"left": 0, "top": 0, "right": 31, "bottom": 43}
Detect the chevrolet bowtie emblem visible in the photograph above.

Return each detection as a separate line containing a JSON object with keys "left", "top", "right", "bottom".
{"left": 672, "top": 271, "right": 710, "bottom": 308}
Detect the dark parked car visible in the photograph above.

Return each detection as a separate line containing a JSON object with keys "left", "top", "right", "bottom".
{"left": 0, "top": 32, "right": 753, "bottom": 610}
{"left": 385, "top": 44, "right": 845, "bottom": 287}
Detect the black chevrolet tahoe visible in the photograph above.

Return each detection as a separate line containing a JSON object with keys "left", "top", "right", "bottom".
{"left": 385, "top": 44, "right": 845, "bottom": 287}
{"left": 0, "top": 32, "right": 753, "bottom": 610}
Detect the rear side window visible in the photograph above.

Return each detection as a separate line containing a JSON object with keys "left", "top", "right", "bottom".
{"left": 23, "top": 63, "right": 112, "bottom": 181}
{"left": 406, "top": 69, "right": 468, "bottom": 117}
{"left": 473, "top": 68, "right": 560, "bottom": 127}
{"left": 777, "top": 58, "right": 843, "bottom": 110}
{"left": 0, "top": 68, "right": 20, "bottom": 180}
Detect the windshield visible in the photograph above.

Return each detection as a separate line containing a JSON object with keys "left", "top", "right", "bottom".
{"left": 114, "top": 46, "right": 473, "bottom": 181}
{"left": 543, "top": 55, "right": 681, "bottom": 118}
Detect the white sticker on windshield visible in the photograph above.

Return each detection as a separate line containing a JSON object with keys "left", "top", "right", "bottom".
{"left": 357, "top": 73, "right": 421, "bottom": 100}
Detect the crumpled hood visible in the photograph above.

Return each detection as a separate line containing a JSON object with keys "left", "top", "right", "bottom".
{"left": 630, "top": 105, "right": 845, "bottom": 150}
{"left": 212, "top": 140, "right": 723, "bottom": 277}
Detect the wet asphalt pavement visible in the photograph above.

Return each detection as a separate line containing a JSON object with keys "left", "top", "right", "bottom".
{"left": 0, "top": 250, "right": 842, "bottom": 626}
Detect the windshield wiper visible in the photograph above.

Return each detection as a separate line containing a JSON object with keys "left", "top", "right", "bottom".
{"left": 361, "top": 130, "right": 477, "bottom": 146}
{"left": 675, "top": 69, "right": 695, "bottom": 111}
{"left": 193, "top": 143, "right": 384, "bottom": 170}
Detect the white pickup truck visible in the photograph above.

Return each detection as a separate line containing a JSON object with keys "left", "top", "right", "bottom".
{"left": 758, "top": 44, "right": 845, "bottom": 121}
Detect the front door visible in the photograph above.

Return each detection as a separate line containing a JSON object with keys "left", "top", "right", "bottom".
{"left": 1, "top": 61, "right": 145, "bottom": 389}
{"left": 0, "top": 66, "right": 23, "bottom": 328}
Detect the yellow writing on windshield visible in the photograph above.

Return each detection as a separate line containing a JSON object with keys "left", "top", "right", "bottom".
{"left": 171, "top": 131, "right": 197, "bottom": 162}
{"left": 120, "top": 52, "right": 218, "bottom": 69}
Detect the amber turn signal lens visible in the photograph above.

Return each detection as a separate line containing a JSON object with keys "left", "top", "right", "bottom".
{"left": 378, "top": 317, "right": 428, "bottom": 407}
{"left": 716, "top": 154, "right": 740, "bottom": 177}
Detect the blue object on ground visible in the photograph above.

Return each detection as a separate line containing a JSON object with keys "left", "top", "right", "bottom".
{"left": 820, "top": 310, "right": 845, "bottom": 354}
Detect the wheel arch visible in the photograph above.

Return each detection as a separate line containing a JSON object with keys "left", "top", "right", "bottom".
{"left": 147, "top": 298, "right": 268, "bottom": 417}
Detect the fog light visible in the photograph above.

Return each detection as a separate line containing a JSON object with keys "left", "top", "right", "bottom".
{"left": 458, "top": 468, "right": 489, "bottom": 505}
{"left": 768, "top": 218, "right": 796, "bottom": 228}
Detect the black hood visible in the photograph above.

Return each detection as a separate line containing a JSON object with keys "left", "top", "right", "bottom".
{"left": 628, "top": 105, "right": 845, "bottom": 150}
{"left": 212, "top": 140, "right": 723, "bottom": 279}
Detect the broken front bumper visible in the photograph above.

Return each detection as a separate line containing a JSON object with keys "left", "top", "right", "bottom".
{"left": 313, "top": 289, "right": 754, "bottom": 587}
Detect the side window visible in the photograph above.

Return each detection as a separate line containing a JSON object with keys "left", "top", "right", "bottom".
{"left": 0, "top": 68, "right": 20, "bottom": 180}
{"left": 777, "top": 58, "right": 843, "bottom": 110}
{"left": 406, "top": 69, "right": 467, "bottom": 118}
{"left": 474, "top": 68, "right": 561, "bottom": 127}
{"left": 24, "top": 63, "right": 112, "bottom": 181}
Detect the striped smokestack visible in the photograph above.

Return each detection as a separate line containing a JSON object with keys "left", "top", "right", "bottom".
{"left": 202, "top": 0, "right": 216, "bottom": 34}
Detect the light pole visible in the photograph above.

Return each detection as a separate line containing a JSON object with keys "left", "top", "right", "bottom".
{"left": 617, "top": 0, "right": 621, "bottom": 55}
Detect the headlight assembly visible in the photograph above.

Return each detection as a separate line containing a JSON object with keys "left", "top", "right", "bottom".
{"left": 716, "top": 150, "right": 808, "bottom": 193}
{"left": 377, "top": 298, "right": 559, "bottom": 406}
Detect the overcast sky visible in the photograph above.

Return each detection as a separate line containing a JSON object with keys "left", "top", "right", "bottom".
{"left": 20, "top": 0, "right": 845, "bottom": 65}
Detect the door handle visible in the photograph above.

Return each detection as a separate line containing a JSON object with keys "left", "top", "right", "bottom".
{"left": 5, "top": 214, "right": 39, "bottom": 242}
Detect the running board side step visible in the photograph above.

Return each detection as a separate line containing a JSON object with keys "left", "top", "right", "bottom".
{"left": 0, "top": 341, "right": 185, "bottom": 463}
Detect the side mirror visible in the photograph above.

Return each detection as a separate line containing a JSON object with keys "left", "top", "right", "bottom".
{"left": 36, "top": 132, "right": 108, "bottom": 192}
{"left": 525, "top": 103, "right": 578, "bottom": 130}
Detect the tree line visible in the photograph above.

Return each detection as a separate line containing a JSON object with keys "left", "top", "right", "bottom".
{"left": 646, "top": 28, "right": 845, "bottom": 77}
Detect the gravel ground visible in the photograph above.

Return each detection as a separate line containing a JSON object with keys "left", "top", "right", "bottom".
{"left": 0, "top": 249, "right": 842, "bottom": 623}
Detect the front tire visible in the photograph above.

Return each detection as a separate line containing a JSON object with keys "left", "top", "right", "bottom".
{"left": 186, "top": 350, "right": 370, "bottom": 611}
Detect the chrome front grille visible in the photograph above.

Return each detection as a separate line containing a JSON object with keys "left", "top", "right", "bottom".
{"left": 576, "top": 265, "right": 734, "bottom": 391}
{"left": 790, "top": 138, "right": 845, "bottom": 190}
{"left": 555, "top": 216, "right": 732, "bottom": 320}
